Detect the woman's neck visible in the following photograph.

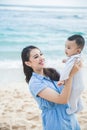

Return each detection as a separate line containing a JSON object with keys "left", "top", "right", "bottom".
{"left": 34, "top": 69, "right": 44, "bottom": 76}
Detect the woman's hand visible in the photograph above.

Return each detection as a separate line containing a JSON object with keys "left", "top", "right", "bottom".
{"left": 69, "top": 60, "right": 82, "bottom": 78}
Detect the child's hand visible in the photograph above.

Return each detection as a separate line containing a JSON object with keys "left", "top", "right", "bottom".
{"left": 58, "top": 81, "right": 64, "bottom": 86}
{"left": 62, "top": 59, "right": 67, "bottom": 63}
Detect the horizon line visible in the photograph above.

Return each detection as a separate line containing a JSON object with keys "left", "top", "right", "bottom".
{"left": 0, "top": 4, "right": 87, "bottom": 8}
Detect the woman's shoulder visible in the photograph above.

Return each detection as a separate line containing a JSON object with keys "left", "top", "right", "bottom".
{"left": 29, "top": 72, "right": 46, "bottom": 89}
{"left": 29, "top": 73, "right": 47, "bottom": 96}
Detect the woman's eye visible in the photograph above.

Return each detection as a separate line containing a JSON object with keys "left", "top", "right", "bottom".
{"left": 33, "top": 53, "right": 43, "bottom": 59}
{"left": 66, "top": 47, "right": 70, "bottom": 49}
{"left": 34, "top": 56, "right": 38, "bottom": 59}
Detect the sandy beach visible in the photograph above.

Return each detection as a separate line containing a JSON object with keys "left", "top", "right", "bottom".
{"left": 0, "top": 81, "right": 87, "bottom": 130}
{"left": 0, "top": 82, "right": 42, "bottom": 130}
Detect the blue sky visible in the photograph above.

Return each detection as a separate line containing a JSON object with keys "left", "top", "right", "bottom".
{"left": 0, "top": 0, "right": 87, "bottom": 7}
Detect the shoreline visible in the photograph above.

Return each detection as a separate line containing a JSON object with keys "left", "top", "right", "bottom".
{"left": 0, "top": 65, "right": 87, "bottom": 88}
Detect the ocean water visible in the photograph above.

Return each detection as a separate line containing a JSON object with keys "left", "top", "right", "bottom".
{"left": 0, "top": 5, "right": 87, "bottom": 84}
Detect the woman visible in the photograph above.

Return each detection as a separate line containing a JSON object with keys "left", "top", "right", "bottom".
{"left": 21, "top": 45, "right": 81, "bottom": 130}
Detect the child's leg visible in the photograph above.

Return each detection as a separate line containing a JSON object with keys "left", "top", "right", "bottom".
{"left": 75, "top": 98, "right": 83, "bottom": 113}
{"left": 66, "top": 90, "right": 80, "bottom": 115}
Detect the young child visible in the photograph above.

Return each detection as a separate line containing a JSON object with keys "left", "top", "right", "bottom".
{"left": 58, "top": 34, "right": 85, "bottom": 114}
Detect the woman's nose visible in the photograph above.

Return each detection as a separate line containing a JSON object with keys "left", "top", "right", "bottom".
{"left": 40, "top": 55, "right": 45, "bottom": 60}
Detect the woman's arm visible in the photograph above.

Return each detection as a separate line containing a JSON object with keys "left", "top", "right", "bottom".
{"left": 38, "top": 77, "right": 72, "bottom": 104}
{"left": 38, "top": 61, "right": 82, "bottom": 104}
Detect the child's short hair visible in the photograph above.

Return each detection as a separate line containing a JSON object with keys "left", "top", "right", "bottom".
{"left": 68, "top": 34, "right": 85, "bottom": 50}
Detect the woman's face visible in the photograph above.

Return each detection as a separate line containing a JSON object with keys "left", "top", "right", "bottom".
{"left": 27, "top": 48, "right": 45, "bottom": 72}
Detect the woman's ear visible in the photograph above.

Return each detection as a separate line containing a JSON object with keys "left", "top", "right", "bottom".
{"left": 25, "top": 61, "right": 31, "bottom": 67}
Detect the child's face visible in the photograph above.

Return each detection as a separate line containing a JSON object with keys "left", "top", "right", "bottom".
{"left": 65, "top": 40, "right": 81, "bottom": 57}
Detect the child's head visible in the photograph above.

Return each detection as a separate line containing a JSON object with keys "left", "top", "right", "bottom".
{"left": 65, "top": 34, "right": 85, "bottom": 57}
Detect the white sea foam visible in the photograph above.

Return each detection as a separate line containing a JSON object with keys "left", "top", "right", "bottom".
{"left": 0, "top": 60, "right": 22, "bottom": 69}
{"left": 0, "top": 57, "right": 86, "bottom": 70}
{"left": 0, "top": 5, "right": 87, "bottom": 13}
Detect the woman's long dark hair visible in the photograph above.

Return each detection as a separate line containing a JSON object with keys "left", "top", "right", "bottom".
{"left": 21, "top": 46, "right": 60, "bottom": 83}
